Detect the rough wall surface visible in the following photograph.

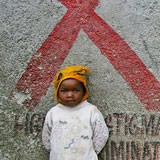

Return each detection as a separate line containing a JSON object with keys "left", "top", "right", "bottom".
{"left": 0, "top": 0, "right": 160, "bottom": 160}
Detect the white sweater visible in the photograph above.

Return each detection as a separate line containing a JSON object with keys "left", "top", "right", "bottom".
{"left": 42, "top": 100, "right": 109, "bottom": 160}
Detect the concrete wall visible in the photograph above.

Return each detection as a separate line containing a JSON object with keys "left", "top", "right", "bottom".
{"left": 1, "top": 0, "right": 160, "bottom": 159}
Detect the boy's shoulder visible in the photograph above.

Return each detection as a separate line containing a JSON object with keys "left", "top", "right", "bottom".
{"left": 85, "top": 101, "right": 98, "bottom": 110}
{"left": 46, "top": 103, "right": 60, "bottom": 114}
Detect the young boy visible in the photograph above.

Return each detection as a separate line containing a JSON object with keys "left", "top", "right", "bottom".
{"left": 42, "top": 65, "right": 109, "bottom": 160}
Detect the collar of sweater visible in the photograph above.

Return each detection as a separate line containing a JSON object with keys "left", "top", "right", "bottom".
{"left": 58, "top": 100, "right": 88, "bottom": 111}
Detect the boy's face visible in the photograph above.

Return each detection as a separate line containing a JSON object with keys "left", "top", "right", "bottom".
{"left": 58, "top": 78, "right": 85, "bottom": 107}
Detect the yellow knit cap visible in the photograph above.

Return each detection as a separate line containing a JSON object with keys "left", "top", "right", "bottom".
{"left": 53, "top": 65, "right": 91, "bottom": 103}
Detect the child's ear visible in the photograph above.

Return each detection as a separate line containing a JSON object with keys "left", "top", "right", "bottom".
{"left": 82, "top": 83, "right": 86, "bottom": 94}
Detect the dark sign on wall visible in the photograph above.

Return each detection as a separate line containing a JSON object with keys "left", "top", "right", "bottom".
{"left": 104, "top": 113, "right": 160, "bottom": 160}
{"left": 14, "top": 112, "right": 160, "bottom": 160}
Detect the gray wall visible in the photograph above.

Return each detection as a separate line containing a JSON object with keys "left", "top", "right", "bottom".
{"left": 1, "top": 0, "right": 160, "bottom": 159}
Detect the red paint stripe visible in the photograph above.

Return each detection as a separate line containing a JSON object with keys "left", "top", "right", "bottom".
{"left": 82, "top": 9, "right": 160, "bottom": 112}
{"left": 13, "top": 9, "right": 81, "bottom": 108}
{"left": 12, "top": 0, "right": 160, "bottom": 111}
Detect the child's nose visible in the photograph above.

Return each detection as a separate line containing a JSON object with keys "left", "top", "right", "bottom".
{"left": 66, "top": 91, "right": 74, "bottom": 97}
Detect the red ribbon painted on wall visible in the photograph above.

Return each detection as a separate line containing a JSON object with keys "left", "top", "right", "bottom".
{"left": 12, "top": 0, "right": 160, "bottom": 111}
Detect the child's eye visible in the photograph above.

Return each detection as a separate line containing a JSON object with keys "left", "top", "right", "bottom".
{"left": 73, "top": 89, "right": 80, "bottom": 92}
{"left": 60, "top": 89, "right": 67, "bottom": 92}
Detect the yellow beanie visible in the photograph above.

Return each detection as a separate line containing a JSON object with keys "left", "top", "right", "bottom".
{"left": 53, "top": 65, "right": 91, "bottom": 103}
